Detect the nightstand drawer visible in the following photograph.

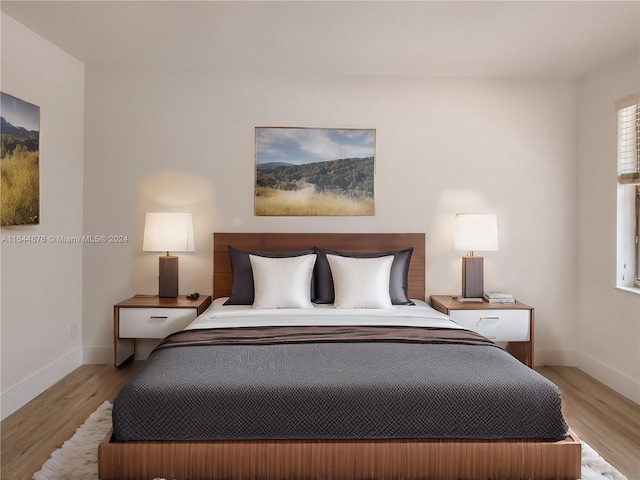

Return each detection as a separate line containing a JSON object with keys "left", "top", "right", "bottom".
{"left": 449, "top": 309, "right": 530, "bottom": 341}
{"left": 119, "top": 308, "right": 197, "bottom": 338}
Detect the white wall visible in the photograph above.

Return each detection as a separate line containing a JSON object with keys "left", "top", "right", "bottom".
{"left": 0, "top": 13, "right": 85, "bottom": 419}
{"left": 82, "top": 68, "right": 578, "bottom": 366}
{"left": 576, "top": 50, "right": 640, "bottom": 403}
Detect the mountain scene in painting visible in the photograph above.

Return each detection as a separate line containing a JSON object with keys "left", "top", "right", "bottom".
{"left": 1, "top": 93, "right": 40, "bottom": 226}
{"left": 255, "top": 128, "right": 375, "bottom": 216}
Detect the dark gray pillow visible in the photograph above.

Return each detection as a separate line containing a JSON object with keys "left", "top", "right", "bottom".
{"left": 313, "top": 246, "right": 414, "bottom": 305}
{"left": 224, "top": 246, "right": 315, "bottom": 305}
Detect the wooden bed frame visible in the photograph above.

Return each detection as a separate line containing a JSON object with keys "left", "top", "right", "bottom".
{"left": 98, "top": 232, "right": 581, "bottom": 480}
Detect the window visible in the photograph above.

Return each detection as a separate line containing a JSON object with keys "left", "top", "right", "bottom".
{"left": 616, "top": 94, "right": 640, "bottom": 289}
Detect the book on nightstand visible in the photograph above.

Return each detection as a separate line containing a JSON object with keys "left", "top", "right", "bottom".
{"left": 484, "top": 292, "right": 516, "bottom": 304}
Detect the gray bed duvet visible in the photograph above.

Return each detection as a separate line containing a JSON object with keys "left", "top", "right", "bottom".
{"left": 112, "top": 325, "right": 569, "bottom": 442}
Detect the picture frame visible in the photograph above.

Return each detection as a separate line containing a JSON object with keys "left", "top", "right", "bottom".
{"left": 1, "top": 92, "right": 40, "bottom": 227}
{"left": 255, "top": 127, "right": 375, "bottom": 216}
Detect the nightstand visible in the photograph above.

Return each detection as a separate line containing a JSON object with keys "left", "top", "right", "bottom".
{"left": 114, "top": 295, "right": 212, "bottom": 366}
{"left": 430, "top": 295, "right": 534, "bottom": 368}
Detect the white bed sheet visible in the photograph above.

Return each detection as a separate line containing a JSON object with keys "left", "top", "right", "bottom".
{"left": 186, "top": 298, "right": 463, "bottom": 330}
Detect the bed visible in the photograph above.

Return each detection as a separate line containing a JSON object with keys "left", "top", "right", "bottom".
{"left": 98, "top": 232, "right": 581, "bottom": 480}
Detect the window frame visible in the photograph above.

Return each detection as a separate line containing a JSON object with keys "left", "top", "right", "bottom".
{"left": 616, "top": 94, "right": 640, "bottom": 290}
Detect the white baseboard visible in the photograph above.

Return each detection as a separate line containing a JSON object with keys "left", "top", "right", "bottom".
{"left": 534, "top": 348, "right": 575, "bottom": 367}
{"left": 0, "top": 347, "right": 82, "bottom": 421}
{"left": 83, "top": 340, "right": 160, "bottom": 365}
{"left": 536, "top": 347, "right": 639, "bottom": 405}
{"left": 573, "top": 350, "right": 640, "bottom": 405}
{"left": 82, "top": 346, "right": 113, "bottom": 365}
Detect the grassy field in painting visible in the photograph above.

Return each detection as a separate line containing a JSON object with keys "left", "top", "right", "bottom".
{"left": 1, "top": 147, "right": 39, "bottom": 226}
{"left": 255, "top": 186, "right": 374, "bottom": 216}
{"left": 255, "top": 157, "right": 374, "bottom": 216}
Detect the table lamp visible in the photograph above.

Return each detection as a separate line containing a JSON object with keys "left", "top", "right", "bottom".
{"left": 454, "top": 213, "right": 499, "bottom": 300}
{"left": 143, "top": 212, "right": 194, "bottom": 298}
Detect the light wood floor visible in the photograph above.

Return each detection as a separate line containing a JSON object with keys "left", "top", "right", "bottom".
{"left": 1, "top": 362, "right": 142, "bottom": 480}
{"left": 537, "top": 366, "right": 640, "bottom": 479}
{"left": 1, "top": 364, "right": 638, "bottom": 480}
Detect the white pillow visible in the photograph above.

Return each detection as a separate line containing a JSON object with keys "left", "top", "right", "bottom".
{"left": 249, "top": 254, "right": 316, "bottom": 309}
{"left": 326, "top": 254, "right": 394, "bottom": 309}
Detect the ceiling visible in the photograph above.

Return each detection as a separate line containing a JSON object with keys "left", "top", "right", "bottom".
{"left": 2, "top": 1, "right": 639, "bottom": 79}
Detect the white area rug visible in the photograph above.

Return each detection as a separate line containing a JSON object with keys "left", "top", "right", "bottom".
{"left": 33, "top": 402, "right": 628, "bottom": 480}
{"left": 32, "top": 401, "right": 112, "bottom": 480}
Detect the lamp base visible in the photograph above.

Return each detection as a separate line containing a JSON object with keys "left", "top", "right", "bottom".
{"left": 461, "top": 256, "right": 484, "bottom": 299}
{"left": 159, "top": 255, "right": 178, "bottom": 298}
{"left": 457, "top": 296, "right": 484, "bottom": 303}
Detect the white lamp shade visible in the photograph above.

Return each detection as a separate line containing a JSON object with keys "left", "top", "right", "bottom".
{"left": 454, "top": 213, "right": 499, "bottom": 252}
{"left": 143, "top": 212, "right": 194, "bottom": 252}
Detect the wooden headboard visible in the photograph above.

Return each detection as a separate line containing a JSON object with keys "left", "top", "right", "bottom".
{"left": 213, "top": 233, "right": 425, "bottom": 300}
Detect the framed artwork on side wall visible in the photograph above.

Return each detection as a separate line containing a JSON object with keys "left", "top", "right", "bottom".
{"left": 1, "top": 92, "right": 40, "bottom": 227}
{"left": 255, "top": 127, "right": 375, "bottom": 216}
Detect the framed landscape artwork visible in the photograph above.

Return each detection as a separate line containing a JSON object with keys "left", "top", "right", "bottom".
{"left": 1, "top": 92, "right": 40, "bottom": 226}
{"left": 255, "top": 127, "right": 375, "bottom": 216}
